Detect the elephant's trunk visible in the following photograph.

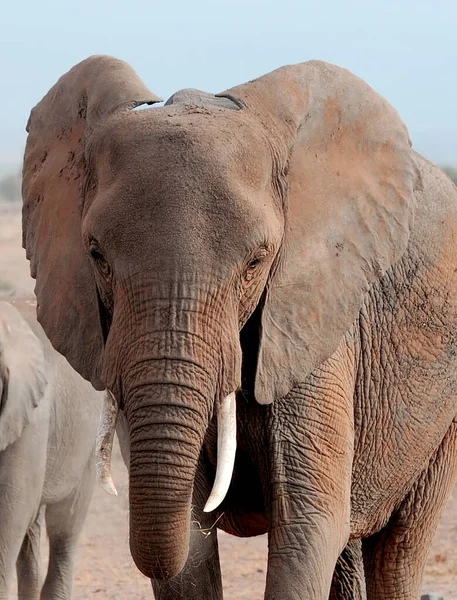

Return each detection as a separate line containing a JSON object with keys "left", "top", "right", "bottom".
{"left": 114, "top": 312, "right": 240, "bottom": 580}
{"left": 99, "top": 281, "right": 241, "bottom": 580}
{"left": 126, "top": 391, "right": 238, "bottom": 579}
{"left": 126, "top": 380, "right": 209, "bottom": 580}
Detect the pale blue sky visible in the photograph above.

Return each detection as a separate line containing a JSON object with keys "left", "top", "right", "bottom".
{"left": 1, "top": 0, "right": 456, "bottom": 172}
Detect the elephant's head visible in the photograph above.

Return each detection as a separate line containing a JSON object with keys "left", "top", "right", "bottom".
{"left": 22, "top": 56, "right": 416, "bottom": 579}
{"left": 0, "top": 298, "right": 48, "bottom": 451}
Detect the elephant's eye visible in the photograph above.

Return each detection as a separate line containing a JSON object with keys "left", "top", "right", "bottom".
{"left": 89, "top": 243, "right": 112, "bottom": 279}
{"left": 245, "top": 248, "right": 269, "bottom": 281}
{"left": 89, "top": 247, "right": 104, "bottom": 261}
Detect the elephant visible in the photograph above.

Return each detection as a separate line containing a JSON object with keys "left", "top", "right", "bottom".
{"left": 21, "top": 54, "right": 457, "bottom": 600}
{"left": 0, "top": 293, "right": 103, "bottom": 600}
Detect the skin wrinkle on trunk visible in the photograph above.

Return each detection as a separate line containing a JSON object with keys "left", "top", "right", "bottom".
{"left": 126, "top": 370, "right": 212, "bottom": 579}
{"left": 103, "top": 273, "right": 239, "bottom": 397}
{"left": 105, "top": 282, "right": 241, "bottom": 581}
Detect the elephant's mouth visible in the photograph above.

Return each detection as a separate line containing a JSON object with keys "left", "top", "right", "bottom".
{"left": 96, "top": 389, "right": 237, "bottom": 512}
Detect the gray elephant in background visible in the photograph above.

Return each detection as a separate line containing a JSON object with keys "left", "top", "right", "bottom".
{"left": 0, "top": 294, "right": 103, "bottom": 600}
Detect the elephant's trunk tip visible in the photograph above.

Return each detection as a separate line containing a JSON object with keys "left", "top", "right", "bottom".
{"left": 203, "top": 391, "right": 237, "bottom": 513}
{"left": 96, "top": 390, "right": 119, "bottom": 497}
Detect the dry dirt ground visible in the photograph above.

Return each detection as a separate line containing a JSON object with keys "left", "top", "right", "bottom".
{"left": 1, "top": 207, "right": 456, "bottom": 598}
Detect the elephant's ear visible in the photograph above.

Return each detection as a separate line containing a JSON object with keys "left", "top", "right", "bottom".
{"left": 22, "top": 55, "right": 162, "bottom": 389}
{"left": 0, "top": 301, "right": 48, "bottom": 451}
{"left": 227, "top": 61, "right": 417, "bottom": 404}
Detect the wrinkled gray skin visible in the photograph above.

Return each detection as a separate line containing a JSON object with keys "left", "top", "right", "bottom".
{"left": 0, "top": 294, "right": 102, "bottom": 600}
{"left": 21, "top": 56, "right": 457, "bottom": 600}
{"left": 119, "top": 90, "right": 454, "bottom": 600}
{"left": 118, "top": 89, "right": 457, "bottom": 600}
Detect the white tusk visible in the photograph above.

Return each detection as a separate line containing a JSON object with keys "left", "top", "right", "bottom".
{"left": 203, "top": 392, "right": 237, "bottom": 513}
{"left": 96, "top": 390, "right": 119, "bottom": 497}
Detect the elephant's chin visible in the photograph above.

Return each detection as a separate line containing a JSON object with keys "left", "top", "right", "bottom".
{"left": 129, "top": 504, "right": 191, "bottom": 581}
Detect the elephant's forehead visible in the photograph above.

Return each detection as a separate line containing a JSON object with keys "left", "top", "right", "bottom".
{"left": 93, "top": 107, "right": 273, "bottom": 190}
{"left": 82, "top": 108, "right": 284, "bottom": 267}
{"left": 87, "top": 110, "right": 279, "bottom": 231}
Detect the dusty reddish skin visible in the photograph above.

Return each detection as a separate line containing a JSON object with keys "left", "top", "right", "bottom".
{"left": 22, "top": 54, "right": 457, "bottom": 599}
{"left": 2, "top": 215, "right": 455, "bottom": 600}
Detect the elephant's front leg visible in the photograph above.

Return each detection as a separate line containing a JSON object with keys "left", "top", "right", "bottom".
{"left": 265, "top": 343, "right": 355, "bottom": 600}
{"left": 151, "top": 455, "right": 223, "bottom": 600}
